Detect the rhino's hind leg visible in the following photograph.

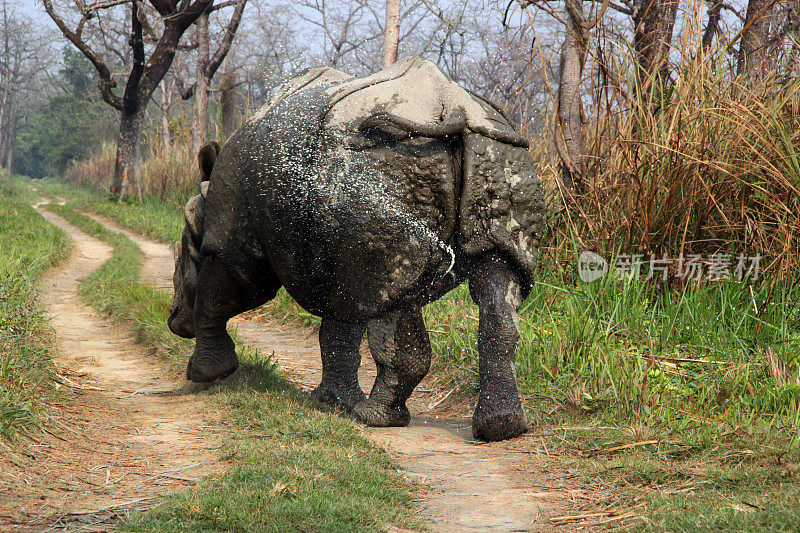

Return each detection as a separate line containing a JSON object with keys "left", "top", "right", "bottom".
{"left": 312, "top": 318, "right": 367, "bottom": 412}
{"left": 353, "top": 305, "right": 431, "bottom": 427}
{"left": 469, "top": 254, "right": 528, "bottom": 441}
{"left": 187, "top": 255, "right": 241, "bottom": 382}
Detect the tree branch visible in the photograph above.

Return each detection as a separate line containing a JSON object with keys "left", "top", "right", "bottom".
{"left": 205, "top": 0, "right": 247, "bottom": 80}
{"left": 210, "top": 0, "right": 237, "bottom": 11}
{"left": 174, "top": 72, "right": 195, "bottom": 99}
{"left": 123, "top": 0, "right": 145, "bottom": 114}
{"left": 42, "top": 0, "right": 123, "bottom": 110}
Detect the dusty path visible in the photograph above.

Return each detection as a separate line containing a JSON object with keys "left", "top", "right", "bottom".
{"left": 0, "top": 207, "right": 222, "bottom": 532}
{"left": 89, "top": 213, "right": 610, "bottom": 531}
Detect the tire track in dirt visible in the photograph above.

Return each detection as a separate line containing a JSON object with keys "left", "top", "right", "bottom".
{"left": 88, "top": 213, "right": 607, "bottom": 532}
{"left": 0, "top": 206, "right": 222, "bottom": 532}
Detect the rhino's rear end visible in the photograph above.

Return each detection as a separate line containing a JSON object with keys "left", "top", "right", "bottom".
{"left": 201, "top": 85, "right": 457, "bottom": 322}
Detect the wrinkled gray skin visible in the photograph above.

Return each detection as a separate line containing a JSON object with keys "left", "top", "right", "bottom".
{"left": 169, "top": 58, "right": 546, "bottom": 441}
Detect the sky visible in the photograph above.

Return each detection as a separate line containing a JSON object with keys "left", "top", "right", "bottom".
{"left": 16, "top": 0, "right": 57, "bottom": 27}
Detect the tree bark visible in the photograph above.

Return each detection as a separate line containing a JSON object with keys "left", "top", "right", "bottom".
{"left": 555, "top": 0, "right": 590, "bottom": 194}
{"left": 632, "top": 0, "right": 678, "bottom": 94}
{"left": 113, "top": 109, "right": 146, "bottom": 201}
{"left": 161, "top": 79, "right": 172, "bottom": 150}
{"left": 738, "top": 0, "right": 775, "bottom": 78}
{"left": 220, "top": 70, "right": 238, "bottom": 140}
{"left": 4, "top": 142, "right": 12, "bottom": 171}
{"left": 383, "top": 0, "right": 401, "bottom": 68}
{"left": 185, "top": 0, "right": 247, "bottom": 150}
{"left": 111, "top": 0, "right": 145, "bottom": 199}
{"left": 3, "top": 112, "right": 16, "bottom": 170}
{"left": 0, "top": 91, "right": 8, "bottom": 171}
{"left": 701, "top": 0, "right": 724, "bottom": 53}
{"left": 192, "top": 9, "right": 211, "bottom": 155}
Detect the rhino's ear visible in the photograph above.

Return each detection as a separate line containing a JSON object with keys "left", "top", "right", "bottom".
{"left": 184, "top": 195, "right": 200, "bottom": 237}
{"left": 198, "top": 142, "right": 220, "bottom": 181}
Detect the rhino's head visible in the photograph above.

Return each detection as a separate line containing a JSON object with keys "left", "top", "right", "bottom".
{"left": 168, "top": 142, "right": 219, "bottom": 338}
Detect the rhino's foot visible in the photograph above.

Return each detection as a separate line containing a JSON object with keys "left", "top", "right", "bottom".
{"left": 311, "top": 383, "right": 366, "bottom": 413}
{"left": 187, "top": 332, "right": 238, "bottom": 383}
{"left": 352, "top": 398, "right": 410, "bottom": 427}
{"left": 472, "top": 399, "right": 528, "bottom": 442}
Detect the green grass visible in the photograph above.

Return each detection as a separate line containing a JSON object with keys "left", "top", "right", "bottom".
{"left": 560, "top": 441, "right": 800, "bottom": 531}
{"left": 425, "top": 271, "right": 800, "bottom": 437}
{"left": 0, "top": 177, "right": 70, "bottom": 439}
{"left": 123, "top": 391, "right": 415, "bottom": 532}
{"left": 42, "top": 200, "right": 417, "bottom": 532}
{"left": 36, "top": 180, "right": 184, "bottom": 244}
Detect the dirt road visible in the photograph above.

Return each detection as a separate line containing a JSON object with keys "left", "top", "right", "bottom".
{"left": 87, "top": 213, "right": 607, "bottom": 532}
{"left": 0, "top": 207, "right": 222, "bottom": 532}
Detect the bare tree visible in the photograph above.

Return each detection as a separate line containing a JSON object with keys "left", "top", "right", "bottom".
{"left": 158, "top": 76, "right": 175, "bottom": 149}
{"left": 175, "top": 0, "right": 247, "bottom": 154}
{"left": 235, "top": 1, "right": 308, "bottom": 106}
{"left": 218, "top": 70, "right": 238, "bottom": 139}
{"left": 701, "top": 0, "right": 725, "bottom": 52}
{"left": 555, "top": 0, "right": 591, "bottom": 193}
{"left": 44, "top": 0, "right": 214, "bottom": 200}
{"left": 515, "top": 0, "right": 609, "bottom": 194}
{"left": 383, "top": 0, "right": 401, "bottom": 67}
{"left": 295, "top": 0, "right": 383, "bottom": 72}
{"left": 0, "top": 1, "right": 51, "bottom": 170}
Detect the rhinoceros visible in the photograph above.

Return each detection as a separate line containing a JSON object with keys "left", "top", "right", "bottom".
{"left": 168, "top": 57, "right": 546, "bottom": 441}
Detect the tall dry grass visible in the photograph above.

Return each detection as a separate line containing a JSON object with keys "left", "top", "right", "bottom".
{"left": 538, "top": 13, "right": 800, "bottom": 279}
{"left": 64, "top": 140, "right": 197, "bottom": 203}
{"left": 63, "top": 141, "right": 115, "bottom": 191}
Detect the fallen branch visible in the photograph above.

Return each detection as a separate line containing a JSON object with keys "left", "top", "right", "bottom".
{"left": 424, "top": 387, "right": 457, "bottom": 411}
{"left": 584, "top": 439, "right": 660, "bottom": 456}
{"left": 643, "top": 354, "right": 729, "bottom": 365}
{"left": 550, "top": 511, "right": 616, "bottom": 522}
{"left": 55, "top": 374, "right": 107, "bottom": 391}
{"left": 584, "top": 511, "right": 641, "bottom": 526}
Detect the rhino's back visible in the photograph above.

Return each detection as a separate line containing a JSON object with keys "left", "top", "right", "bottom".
{"left": 203, "top": 85, "right": 456, "bottom": 321}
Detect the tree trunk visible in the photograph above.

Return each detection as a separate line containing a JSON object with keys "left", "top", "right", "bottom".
{"left": 555, "top": 0, "right": 589, "bottom": 194}
{"left": 161, "top": 79, "right": 172, "bottom": 150}
{"left": 0, "top": 82, "right": 9, "bottom": 171}
{"left": 632, "top": 0, "right": 678, "bottom": 94}
{"left": 192, "top": 10, "right": 210, "bottom": 155}
{"left": 111, "top": 109, "right": 145, "bottom": 201}
{"left": 4, "top": 115, "right": 15, "bottom": 170}
{"left": 111, "top": 0, "right": 145, "bottom": 201}
{"left": 738, "top": 0, "right": 775, "bottom": 78}
{"left": 701, "top": 0, "right": 724, "bottom": 53}
{"left": 383, "top": 0, "right": 401, "bottom": 68}
{"left": 220, "top": 71, "right": 238, "bottom": 140}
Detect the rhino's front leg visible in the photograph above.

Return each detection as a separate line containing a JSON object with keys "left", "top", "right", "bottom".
{"left": 353, "top": 304, "right": 431, "bottom": 427}
{"left": 469, "top": 254, "right": 528, "bottom": 441}
{"left": 311, "top": 318, "right": 367, "bottom": 412}
{"left": 188, "top": 255, "right": 240, "bottom": 382}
